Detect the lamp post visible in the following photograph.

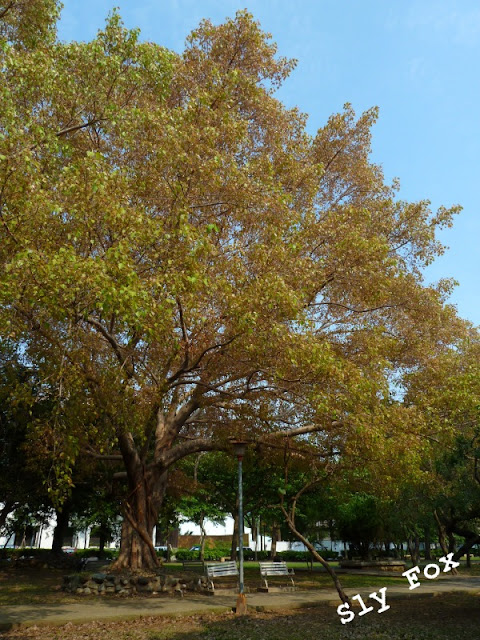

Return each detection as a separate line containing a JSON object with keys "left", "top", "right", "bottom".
{"left": 231, "top": 439, "right": 248, "bottom": 614}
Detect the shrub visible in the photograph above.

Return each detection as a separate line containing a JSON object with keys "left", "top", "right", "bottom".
{"left": 74, "top": 547, "right": 118, "bottom": 560}
{"left": 276, "top": 550, "right": 310, "bottom": 562}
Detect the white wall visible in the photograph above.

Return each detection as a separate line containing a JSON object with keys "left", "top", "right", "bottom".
{"left": 179, "top": 517, "right": 345, "bottom": 553}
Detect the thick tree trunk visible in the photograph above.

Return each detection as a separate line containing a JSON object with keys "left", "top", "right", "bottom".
{"left": 52, "top": 502, "right": 71, "bottom": 554}
{"left": 113, "top": 463, "right": 168, "bottom": 571}
{"left": 98, "top": 522, "right": 108, "bottom": 554}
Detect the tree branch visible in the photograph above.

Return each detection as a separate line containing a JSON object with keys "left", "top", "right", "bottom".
{"left": 0, "top": 2, "right": 15, "bottom": 20}
{"left": 83, "top": 315, "right": 135, "bottom": 378}
{"left": 166, "top": 334, "right": 240, "bottom": 384}
{"left": 263, "top": 420, "right": 342, "bottom": 440}
{"left": 160, "top": 437, "right": 224, "bottom": 468}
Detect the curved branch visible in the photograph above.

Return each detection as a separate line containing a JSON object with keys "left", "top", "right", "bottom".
{"left": 161, "top": 437, "right": 224, "bottom": 468}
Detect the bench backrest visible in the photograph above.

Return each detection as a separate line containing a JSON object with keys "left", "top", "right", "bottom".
{"left": 206, "top": 561, "right": 238, "bottom": 577}
{"left": 259, "top": 561, "right": 290, "bottom": 576}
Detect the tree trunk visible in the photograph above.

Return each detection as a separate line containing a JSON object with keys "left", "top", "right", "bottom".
{"left": 199, "top": 513, "right": 206, "bottom": 562}
{"left": 424, "top": 527, "right": 432, "bottom": 560}
{"left": 433, "top": 510, "right": 458, "bottom": 575}
{"left": 280, "top": 505, "right": 350, "bottom": 605}
{"left": 447, "top": 531, "right": 456, "bottom": 554}
{"left": 0, "top": 500, "right": 15, "bottom": 533}
{"left": 246, "top": 514, "right": 258, "bottom": 560}
{"left": 452, "top": 533, "right": 480, "bottom": 562}
{"left": 98, "top": 522, "right": 108, "bottom": 555}
{"left": 113, "top": 463, "right": 168, "bottom": 571}
{"left": 230, "top": 510, "right": 239, "bottom": 561}
{"left": 434, "top": 510, "right": 449, "bottom": 556}
{"left": 407, "top": 537, "right": 419, "bottom": 567}
{"left": 270, "top": 522, "right": 280, "bottom": 559}
{"left": 52, "top": 502, "right": 71, "bottom": 554}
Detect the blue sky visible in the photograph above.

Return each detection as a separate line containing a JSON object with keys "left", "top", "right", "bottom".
{"left": 58, "top": 1, "right": 480, "bottom": 327}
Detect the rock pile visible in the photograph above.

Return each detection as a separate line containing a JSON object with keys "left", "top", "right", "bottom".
{"left": 62, "top": 572, "right": 204, "bottom": 597}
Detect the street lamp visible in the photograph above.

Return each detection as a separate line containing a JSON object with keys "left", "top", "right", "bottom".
{"left": 231, "top": 439, "right": 248, "bottom": 615}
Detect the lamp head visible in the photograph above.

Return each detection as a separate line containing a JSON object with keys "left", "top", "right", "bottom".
{"left": 230, "top": 439, "right": 248, "bottom": 459}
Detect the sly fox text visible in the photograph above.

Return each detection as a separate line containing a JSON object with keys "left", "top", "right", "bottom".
{"left": 337, "top": 552, "right": 460, "bottom": 624}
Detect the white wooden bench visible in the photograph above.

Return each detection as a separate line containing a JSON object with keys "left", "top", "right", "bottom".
{"left": 80, "top": 556, "right": 112, "bottom": 571}
{"left": 259, "top": 561, "right": 295, "bottom": 591}
{"left": 205, "top": 561, "right": 238, "bottom": 593}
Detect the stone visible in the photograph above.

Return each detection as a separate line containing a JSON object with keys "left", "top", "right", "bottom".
{"left": 92, "top": 573, "right": 107, "bottom": 583}
{"left": 137, "top": 584, "right": 153, "bottom": 593}
{"left": 150, "top": 577, "right": 161, "bottom": 590}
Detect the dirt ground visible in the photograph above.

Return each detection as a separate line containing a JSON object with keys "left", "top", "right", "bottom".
{"left": 1, "top": 593, "right": 479, "bottom": 640}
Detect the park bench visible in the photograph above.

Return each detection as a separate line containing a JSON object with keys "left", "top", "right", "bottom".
{"left": 258, "top": 561, "right": 295, "bottom": 591}
{"left": 79, "top": 556, "right": 112, "bottom": 571}
{"left": 182, "top": 560, "right": 205, "bottom": 573}
{"left": 205, "top": 560, "right": 239, "bottom": 593}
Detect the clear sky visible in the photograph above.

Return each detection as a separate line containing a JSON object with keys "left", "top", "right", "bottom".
{"left": 57, "top": 1, "right": 480, "bottom": 327}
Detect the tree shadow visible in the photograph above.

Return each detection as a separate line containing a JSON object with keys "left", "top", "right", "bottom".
{"left": 149, "top": 593, "right": 480, "bottom": 640}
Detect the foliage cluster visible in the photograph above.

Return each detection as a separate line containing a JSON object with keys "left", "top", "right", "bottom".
{"left": 0, "top": 0, "right": 478, "bottom": 579}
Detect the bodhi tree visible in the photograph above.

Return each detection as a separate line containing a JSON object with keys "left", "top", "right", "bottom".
{"left": 0, "top": 2, "right": 466, "bottom": 570}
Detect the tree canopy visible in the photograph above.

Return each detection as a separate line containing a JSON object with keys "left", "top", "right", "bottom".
{"left": 0, "top": 1, "right": 469, "bottom": 569}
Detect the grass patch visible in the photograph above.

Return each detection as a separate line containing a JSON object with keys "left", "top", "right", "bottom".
{"left": 163, "top": 561, "right": 404, "bottom": 589}
{"left": 0, "top": 568, "right": 80, "bottom": 606}
{"left": 0, "top": 563, "right": 415, "bottom": 607}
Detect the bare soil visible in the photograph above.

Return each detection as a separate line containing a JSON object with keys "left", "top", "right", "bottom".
{"left": 1, "top": 593, "right": 479, "bottom": 640}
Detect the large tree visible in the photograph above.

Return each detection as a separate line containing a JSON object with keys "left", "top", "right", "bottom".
{"left": 0, "top": 2, "right": 465, "bottom": 569}
{"left": 405, "top": 334, "right": 480, "bottom": 560}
